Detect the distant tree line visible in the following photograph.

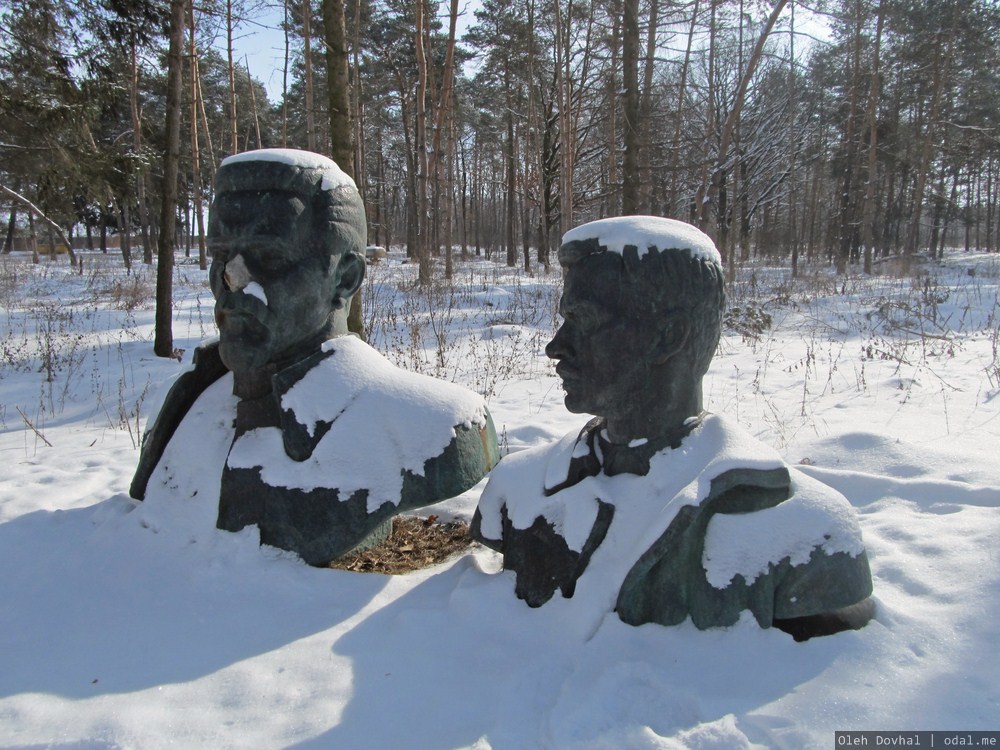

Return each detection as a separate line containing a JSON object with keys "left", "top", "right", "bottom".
{"left": 3, "top": 0, "right": 1000, "bottom": 286}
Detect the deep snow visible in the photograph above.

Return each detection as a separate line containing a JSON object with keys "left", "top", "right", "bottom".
{"left": 1, "top": 248, "right": 998, "bottom": 749}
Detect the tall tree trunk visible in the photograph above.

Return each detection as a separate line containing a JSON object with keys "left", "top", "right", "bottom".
{"left": 324, "top": 0, "right": 352, "bottom": 170}
{"left": 504, "top": 81, "right": 517, "bottom": 268}
{"left": 322, "top": 0, "right": 363, "bottom": 337}
{"left": 195, "top": 62, "right": 215, "bottom": 168}
{"left": 505, "top": 95, "right": 516, "bottom": 267}
{"left": 860, "top": 0, "right": 885, "bottom": 275}
{"left": 245, "top": 57, "right": 262, "bottom": 148}
{"left": 835, "top": 0, "right": 863, "bottom": 275}
{"left": 190, "top": 2, "right": 207, "bottom": 270}
{"left": 129, "top": 38, "right": 153, "bottom": 265}
{"left": 155, "top": 0, "right": 186, "bottom": 359}
{"left": 669, "top": 0, "right": 699, "bottom": 217}
{"left": 638, "top": 0, "right": 658, "bottom": 213}
{"left": 621, "top": 0, "right": 640, "bottom": 214}
{"left": 430, "top": 0, "right": 461, "bottom": 277}
{"left": 605, "top": 0, "right": 621, "bottom": 216}
{"left": 554, "top": 0, "right": 577, "bottom": 235}
{"left": 787, "top": 0, "right": 799, "bottom": 276}
{"left": 904, "top": 9, "right": 956, "bottom": 266}
{"left": 226, "top": 0, "right": 239, "bottom": 154}
{"left": 303, "top": 0, "right": 317, "bottom": 151}
{"left": 414, "top": 0, "right": 431, "bottom": 283}
{"left": 937, "top": 165, "right": 959, "bottom": 259}
{"left": 986, "top": 155, "right": 996, "bottom": 252}
{"left": 117, "top": 197, "right": 132, "bottom": 271}
{"left": 282, "top": 0, "right": 291, "bottom": 146}
{"left": 445, "top": 115, "right": 456, "bottom": 278}
{"left": 695, "top": 0, "right": 717, "bottom": 228}
{"left": 3, "top": 204, "right": 16, "bottom": 254}
{"left": 352, "top": 0, "right": 364, "bottom": 187}
{"left": 28, "top": 211, "right": 39, "bottom": 264}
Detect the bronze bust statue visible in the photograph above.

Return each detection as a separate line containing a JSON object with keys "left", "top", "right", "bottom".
{"left": 132, "top": 149, "right": 499, "bottom": 565}
{"left": 473, "top": 216, "right": 873, "bottom": 640}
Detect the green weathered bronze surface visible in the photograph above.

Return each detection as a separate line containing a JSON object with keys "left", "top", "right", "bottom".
{"left": 473, "top": 224, "right": 874, "bottom": 639}
{"left": 132, "top": 150, "right": 499, "bottom": 565}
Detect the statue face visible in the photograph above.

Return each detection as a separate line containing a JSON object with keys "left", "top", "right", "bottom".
{"left": 208, "top": 187, "right": 337, "bottom": 374}
{"left": 545, "top": 253, "right": 660, "bottom": 422}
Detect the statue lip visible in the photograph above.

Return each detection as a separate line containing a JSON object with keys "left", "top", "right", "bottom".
{"left": 216, "top": 306, "right": 266, "bottom": 333}
{"left": 555, "top": 362, "right": 580, "bottom": 382}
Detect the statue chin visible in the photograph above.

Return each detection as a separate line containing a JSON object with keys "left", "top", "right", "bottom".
{"left": 218, "top": 336, "right": 271, "bottom": 375}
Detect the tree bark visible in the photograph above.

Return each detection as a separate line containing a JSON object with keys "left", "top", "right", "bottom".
{"left": 554, "top": 0, "right": 577, "bottom": 235}
{"left": 431, "top": 0, "right": 460, "bottom": 277}
{"left": 322, "top": 0, "right": 364, "bottom": 337}
{"left": 834, "top": 0, "right": 863, "bottom": 274}
{"left": 226, "top": 0, "right": 239, "bottom": 154}
{"left": 282, "top": 0, "right": 291, "bottom": 146}
{"left": 303, "top": 0, "right": 317, "bottom": 151}
{"left": 155, "top": 0, "right": 186, "bottom": 359}
{"left": 904, "top": 8, "right": 956, "bottom": 265}
{"left": 414, "top": 0, "right": 431, "bottom": 283}
{"left": 351, "top": 0, "right": 364, "bottom": 187}
{"left": 324, "top": 0, "right": 353, "bottom": 170}
{"left": 860, "top": 0, "right": 885, "bottom": 274}
{"left": 621, "top": 0, "right": 640, "bottom": 215}
{"left": 3, "top": 204, "right": 16, "bottom": 254}
{"left": 190, "top": 2, "right": 207, "bottom": 270}
{"left": 638, "top": 0, "right": 658, "bottom": 213}
{"left": 605, "top": 0, "right": 621, "bottom": 216}
{"left": 129, "top": 38, "right": 153, "bottom": 265}
{"left": 787, "top": 0, "right": 799, "bottom": 277}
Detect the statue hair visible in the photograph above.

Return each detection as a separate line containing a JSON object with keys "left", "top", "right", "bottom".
{"left": 558, "top": 237, "right": 726, "bottom": 379}
{"left": 212, "top": 159, "right": 367, "bottom": 270}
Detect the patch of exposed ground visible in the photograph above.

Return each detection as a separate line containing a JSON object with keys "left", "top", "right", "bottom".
{"left": 329, "top": 516, "right": 473, "bottom": 574}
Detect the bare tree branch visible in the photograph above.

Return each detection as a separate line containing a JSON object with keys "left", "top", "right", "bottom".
{"left": 0, "top": 184, "right": 77, "bottom": 266}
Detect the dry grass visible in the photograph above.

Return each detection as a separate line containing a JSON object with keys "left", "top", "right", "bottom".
{"left": 329, "top": 515, "right": 474, "bottom": 574}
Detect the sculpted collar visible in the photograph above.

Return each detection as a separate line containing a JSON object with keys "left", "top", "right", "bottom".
{"left": 544, "top": 412, "right": 707, "bottom": 496}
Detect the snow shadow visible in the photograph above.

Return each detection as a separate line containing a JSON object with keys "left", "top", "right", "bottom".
{"left": 0, "top": 496, "right": 389, "bottom": 700}
{"left": 288, "top": 553, "right": 846, "bottom": 750}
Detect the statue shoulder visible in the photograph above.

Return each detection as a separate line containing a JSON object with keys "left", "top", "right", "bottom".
{"left": 129, "top": 340, "right": 229, "bottom": 500}
{"left": 270, "top": 336, "right": 500, "bottom": 509}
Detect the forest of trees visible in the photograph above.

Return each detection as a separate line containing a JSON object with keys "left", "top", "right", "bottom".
{"left": 3, "top": 0, "right": 1000, "bottom": 286}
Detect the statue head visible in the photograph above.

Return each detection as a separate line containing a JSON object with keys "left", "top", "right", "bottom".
{"left": 207, "top": 149, "right": 367, "bottom": 376}
{"left": 545, "top": 216, "right": 725, "bottom": 444}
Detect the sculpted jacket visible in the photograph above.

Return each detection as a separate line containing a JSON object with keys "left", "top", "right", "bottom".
{"left": 472, "top": 415, "right": 873, "bottom": 635}
{"left": 132, "top": 335, "right": 499, "bottom": 565}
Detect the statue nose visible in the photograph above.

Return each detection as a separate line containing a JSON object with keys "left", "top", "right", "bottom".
{"left": 545, "top": 325, "right": 572, "bottom": 360}
{"left": 223, "top": 254, "right": 252, "bottom": 292}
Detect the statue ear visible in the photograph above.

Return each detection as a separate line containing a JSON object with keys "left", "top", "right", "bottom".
{"left": 652, "top": 315, "right": 690, "bottom": 365}
{"left": 332, "top": 250, "right": 365, "bottom": 309}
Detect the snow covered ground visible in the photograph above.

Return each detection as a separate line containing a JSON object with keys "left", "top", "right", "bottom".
{"left": 1, "top": 248, "right": 998, "bottom": 749}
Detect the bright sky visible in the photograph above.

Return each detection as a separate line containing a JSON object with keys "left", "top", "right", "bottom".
{"left": 230, "top": 0, "right": 829, "bottom": 105}
{"left": 230, "top": 0, "right": 483, "bottom": 104}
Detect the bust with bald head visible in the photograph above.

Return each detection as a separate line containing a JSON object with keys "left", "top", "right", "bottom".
{"left": 131, "top": 150, "right": 499, "bottom": 565}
